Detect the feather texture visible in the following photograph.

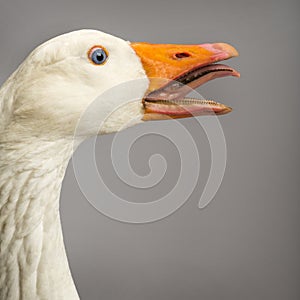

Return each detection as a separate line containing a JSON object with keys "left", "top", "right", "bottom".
{"left": 0, "top": 30, "right": 148, "bottom": 299}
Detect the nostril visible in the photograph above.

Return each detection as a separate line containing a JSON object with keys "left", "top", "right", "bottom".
{"left": 174, "top": 52, "right": 191, "bottom": 59}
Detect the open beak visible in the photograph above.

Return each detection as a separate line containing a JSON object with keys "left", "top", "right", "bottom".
{"left": 131, "top": 42, "right": 239, "bottom": 120}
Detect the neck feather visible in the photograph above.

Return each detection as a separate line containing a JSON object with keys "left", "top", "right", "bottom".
{"left": 0, "top": 138, "right": 80, "bottom": 300}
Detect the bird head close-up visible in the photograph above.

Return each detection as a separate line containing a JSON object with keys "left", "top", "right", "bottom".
{"left": 0, "top": 29, "right": 239, "bottom": 140}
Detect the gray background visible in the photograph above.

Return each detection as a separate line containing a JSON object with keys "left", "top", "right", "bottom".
{"left": 1, "top": 0, "right": 299, "bottom": 299}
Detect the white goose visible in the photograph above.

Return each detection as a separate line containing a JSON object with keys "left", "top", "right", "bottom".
{"left": 0, "top": 29, "right": 239, "bottom": 299}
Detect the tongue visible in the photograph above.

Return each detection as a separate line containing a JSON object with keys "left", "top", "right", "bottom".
{"left": 145, "top": 64, "right": 240, "bottom": 102}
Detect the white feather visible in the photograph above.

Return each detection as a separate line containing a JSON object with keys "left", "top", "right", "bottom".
{"left": 0, "top": 29, "right": 149, "bottom": 299}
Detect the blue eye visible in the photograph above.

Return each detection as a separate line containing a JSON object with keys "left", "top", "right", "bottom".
{"left": 89, "top": 47, "right": 108, "bottom": 65}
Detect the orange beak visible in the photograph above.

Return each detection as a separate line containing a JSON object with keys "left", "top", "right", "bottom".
{"left": 130, "top": 42, "right": 239, "bottom": 119}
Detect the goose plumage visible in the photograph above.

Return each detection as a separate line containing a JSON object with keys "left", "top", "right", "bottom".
{"left": 0, "top": 29, "right": 238, "bottom": 299}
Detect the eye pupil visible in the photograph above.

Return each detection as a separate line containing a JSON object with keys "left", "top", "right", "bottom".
{"left": 96, "top": 53, "right": 103, "bottom": 60}
{"left": 90, "top": 47, "right": 108, "bottom": 65}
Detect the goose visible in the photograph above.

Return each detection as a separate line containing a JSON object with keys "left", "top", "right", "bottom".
{"left": 0, "top": 29, "right": 239, "bottom": 299}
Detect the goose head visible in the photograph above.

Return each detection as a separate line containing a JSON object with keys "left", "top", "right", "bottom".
{"left": 1, "top": 29, "right": 239, "bottom": 140}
